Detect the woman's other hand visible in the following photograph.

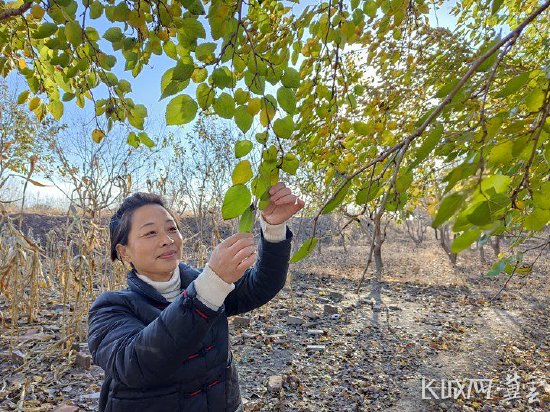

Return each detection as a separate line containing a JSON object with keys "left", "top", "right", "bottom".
{"left": 261, "top": 182, "right": 305, "bottom": 225}
{"left": 207, "top": 233, "right": 257, "bottom": 283}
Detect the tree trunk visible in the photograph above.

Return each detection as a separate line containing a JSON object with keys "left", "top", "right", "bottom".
{"left": 490, "top": 234, "right": 502, "bottom": 257}
{"left": 438, "top": 226, "right": 457, "bottom": 265}
{"left": 373, "top": 215, "right": 384, "bottom": 278}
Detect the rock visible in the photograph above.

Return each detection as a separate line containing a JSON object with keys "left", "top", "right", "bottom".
{"left": 329, "top": 291, "right": 344, "bottom": 301}
{"left": 306, "top": 345, "right": 326, "bottom": 353}
{"left": 303, "top": 311, "right": 319, "bottom": 320}
{"left": 53, "top": 405, "right": 79, "bottom": 412}
{"left": 373, "top": 304, "right": 382, "bottom": 312}
{"left": 267, "top": 375, "right": 283, "bottom": 392}
{"left": 286, "top": 316, "right": 304, "bottom": 325}
{"left": 323, "top": 305, "right": 339, "bottom": 316}
{"left": 388, "top": 304, "right": 401, "bottom": 311}
{"left": 316, "top": 297, "right": 330, "bottom": 304}
{"left": 330, "top": 314, "right": 340, "bottom": 320}
{"left": 266, "top": 334, "right": 286, "bottom": 344}
{"left": 81, "top": 392, "right": 101, "bottom": 400}
{"left": 274, "top": 308, "right": 289, "bottom": 317}
{"left": 75, "top": 353, "right": 92, "bottom": 369}
{"left": 11, "top": 350, "right": 26, "bottom": 365}
{"left": 307, "top": 329, "right": 325, "bottom": 336}
{"left": 231, "top": 316, "right": 251, "bottom": 328}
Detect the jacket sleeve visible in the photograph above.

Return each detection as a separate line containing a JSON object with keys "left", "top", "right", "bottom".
{"left": 223, "top": 226, "right": 293, "bottom": 316}
{"left": 87, "top": 282, "right": 221, "bottom": 388}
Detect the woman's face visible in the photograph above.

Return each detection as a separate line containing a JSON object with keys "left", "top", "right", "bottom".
{"left": 116, "top": 204, "right": 183, "bottom": 281}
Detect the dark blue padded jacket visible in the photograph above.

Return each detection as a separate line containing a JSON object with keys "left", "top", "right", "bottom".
{"left": 88, "top": 227, "right": 292, "bottom": 411}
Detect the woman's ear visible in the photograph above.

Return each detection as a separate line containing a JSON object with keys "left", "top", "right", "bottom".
{"left": 116, "top": 244, "right": 131, "bottom": 263}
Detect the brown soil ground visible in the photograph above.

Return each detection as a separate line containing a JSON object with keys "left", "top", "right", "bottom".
{"left": 0, "top": 219, "right": 548, "bottom": 411}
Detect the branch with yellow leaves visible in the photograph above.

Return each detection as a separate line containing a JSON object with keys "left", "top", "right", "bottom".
{"left": 308, "top": 0, "right": 550, "bottom": 247}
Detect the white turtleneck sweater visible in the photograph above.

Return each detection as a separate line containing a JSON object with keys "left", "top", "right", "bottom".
{"left": 136, "top": 215, "right": 287, "bottom": 310}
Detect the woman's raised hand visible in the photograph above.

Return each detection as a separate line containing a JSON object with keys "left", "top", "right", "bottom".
{"left": 207, "top": 233, "right": 257, "bottom": 284}
{"left": 261, "top": 182, "right": 305, "bottom": 225}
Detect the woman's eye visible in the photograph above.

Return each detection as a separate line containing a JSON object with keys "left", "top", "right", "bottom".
{"left": 169, "top": 227, "right": 178, "bottom": 232}
{"left": 145, "top": 231, "right": 156, "bottom": 237}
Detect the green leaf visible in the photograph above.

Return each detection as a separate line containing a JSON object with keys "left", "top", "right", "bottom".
{"left": 282, "top": 153, "right": 299, "bottom": 175}
{"left": 487, "top": 259, "right": 507, "bottom": 277}
{"left": 281, "top": 67, "right": 300, "bottom": 88}
{"left": 255, "top": 132, "right": 267, "bottom": 144}
{"left": 172, "top": 61, "right": 194, "bottom": 82}
{"left": 432, "top": 193, "right": 465, "bottom": 228}
{"left": 290, "top": 237, "right": 318, "bottom": 263}
{"left": 213, "top": 92, "right": 235, "bottom": 119}
{"left": 239, "top": 205, "right": 255, "bottom": 233}
{"left": 181, "top": 0, "right": 205, "bottom": 15}
{"left": 481, "top": 175, "right": 511, "bottom": 194}
{"left": 356, "top": 182, "right": 380, "bottom": 204}
{"left": 395, "top": 171, "right": 413, "bottom": 193}
{"left": 491, "top": 0, "right": 504, "bottom": 14}
{"left": 139, "top": 132, "right": 155, "bottom": 148}
{"left": 435, "top": 78, "right": 459, "bottom": 98}
{"left": 103, "top": 27, "right": 122, "bottom": 43}
{"left": 65, "top": 21, "right": 82, "bottom": 47}
{"left": 48, "top": 100, "right": 64, "bottom": 120}
{"left": 90, "top": 1, "right": 103, "bottom": 19}
{"left": 496, "top": 72, "right": 530, "bottom": 98}
{"left": 127, "top": 132, "right": 139, "bottom": 148}
{"left": 277, "top": 87, "right": 296, "bottom": 114}
{"left": 179, "top": 17, "right": 206, "bottom": 46}
{"left": 195, "top": 42, "right": 216, "bottom": 63}
{"left": 232, "top": 160, "right": 253, "bottom": 185}
{"left": 322, "top": 181, "right": 351, "bottom": 214}
{"left": 212, "top": 67, "right": 233, "bottom": 88}
{"left": 17, "top": 90, "right": 30, "bottom": 104}
{"left": 118, "top": 80, "right": 132, "bottom": 93}
{"left": 353, "top": 121, "right": 373, "bottom": 136}
{"left": 412, "top": 123, "right": 443, "bottom": 166}
{"left": 272, "top": 116, "right": 294, "bottom": 139}
{"left": 244, "top": 72, "right": 265, "bottom": 95}
{"left": 467, "top": 202, "right": 492, "bottom": 226}
{"left": 166, "top": 94, "right": 198, "bottom": 125}
{"left": 363, "top": 0, "right": 378, "bottom": 18}
{"left": 525, "top": 88, "right": 545, "bottom": 112}
{"left": 32, "top": 23, "right": 58, "bottom": 39}
{"left": 533, "top": 182, "right": 550, "bottom": 210}
{"left": 235, "top": 140, "right": 253, "bottom": 158}
{"left": 524, "top": 208, "right": 550, "bottom": 231}
{"left": 234, "top": 106, "right": 253, "bottom": 133}
{"left": 488, "top": 141, "right": 514, "bottom": 165}
{"left": 196, "top": 83, "right": 214, "bottom": 109}
{"left": 451, "top": 228, "right": 481, "bottom": 254}
{"left": 222, "top": 184, "right": 252, "bottom": 219}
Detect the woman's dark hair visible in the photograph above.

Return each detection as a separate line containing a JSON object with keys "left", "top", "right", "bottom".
{"left": 109, "top": 192, "right": 179, "bottom": 262}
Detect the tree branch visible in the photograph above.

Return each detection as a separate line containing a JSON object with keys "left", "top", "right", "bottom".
{"left": 314, "top": 0, "right": 550, "bottom": 234}
{"left": 0, "top": 1, "right": 32, "bottom": 22}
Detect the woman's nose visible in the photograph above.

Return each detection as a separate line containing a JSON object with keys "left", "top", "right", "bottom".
{"left": 161, "top": 232, "right": 174, "bottom": 245}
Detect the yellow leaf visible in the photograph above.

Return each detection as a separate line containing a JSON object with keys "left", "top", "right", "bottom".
{"left": 92, "top": 129, "right": 105, "bottom": 143}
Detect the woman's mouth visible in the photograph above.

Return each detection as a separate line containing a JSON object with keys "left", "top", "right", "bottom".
{"left": 158, "top": 251, "right": 177, "bottom": 259}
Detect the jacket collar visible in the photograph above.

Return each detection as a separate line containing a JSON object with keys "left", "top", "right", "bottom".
{"left": 127, "top": 263, "right": 185, "bottom": 305}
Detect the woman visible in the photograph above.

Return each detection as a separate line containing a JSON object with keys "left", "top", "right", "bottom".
{"left": 87, "top": 182, "right": 304, "bottom": 412}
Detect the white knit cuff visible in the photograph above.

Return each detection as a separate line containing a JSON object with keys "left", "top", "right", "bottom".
{"left": 194, "top": 263, "right": 235, "bottom": 310}
{"left": 259, "top": 213, "right": 287, "bottom": 243}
